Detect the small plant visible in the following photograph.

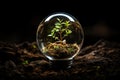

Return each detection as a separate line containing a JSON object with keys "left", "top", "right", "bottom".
{"left": 43, "top": 18, "right": 79, "bottom": 58}
{"left": 22, "top": 60, "right": 29, "bottom": 65}
{"left": 48, "top": 18, "right": 72, "bottom": 41}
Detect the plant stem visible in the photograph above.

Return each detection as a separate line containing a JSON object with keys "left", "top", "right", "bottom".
{"left": 59, "top": 31, "right": 63, "bottom": 41}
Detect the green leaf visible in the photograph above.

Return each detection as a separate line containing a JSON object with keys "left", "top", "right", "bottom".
{"left": 55, "top": 22, "right": 61, "bottom": 26}
{"left": 65, "top": 29, "right": 72, "bottom": 35}
{"left": 52, "top": 35, "right": 55, "bottom": 38}
{"left": 57, "top": 18, "right": 63, "bottom": 23}
{"left": 62, "top": 21, "right": 71, "bottom": 27}
{"left": 55, "top": 29, "right": 59, "bottom": 32}
{"left": 48, "top": 34, "right": 52, "bottom": 36}
{"left": 67, "top": 30, "right": 72, "bottom": 34}
{"left": 62, "top": 29, "right": 66, "bottom": 32}
{"left": 53, "top": 28, "right": 56, "bottom": 31}
{"left": 61, "top": 22, "right": 65, "bottom": 24}
{"left": 22, "top": 60, "right": 29, "bottom": 65}
{"left": 51, "top": 29, "right": 54, "bottom": 32}
{"left": 66, "top": 30, "right": 68, "bottom": 34}
{"left": 55, "top": 37, "right": 58, "bottom": 40}
{"left": 55, "top": 25, "right": 61, "bottom": 29}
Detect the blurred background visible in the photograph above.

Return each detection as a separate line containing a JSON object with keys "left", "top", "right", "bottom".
{"left": 0, "top": 1, "right": 120, "bottom": 46}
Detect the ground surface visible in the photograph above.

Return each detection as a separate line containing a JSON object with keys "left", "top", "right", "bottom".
{"left": 0, "top": 40, "right": 120, "bottom": 80}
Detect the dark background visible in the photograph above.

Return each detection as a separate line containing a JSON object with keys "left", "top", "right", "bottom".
{"left": 0, "top": 1, "right": 120, "bottom": 46}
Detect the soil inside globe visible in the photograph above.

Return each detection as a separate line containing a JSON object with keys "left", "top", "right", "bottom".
{"left": 43, "top": 40, "right": 79, "bottom": 59}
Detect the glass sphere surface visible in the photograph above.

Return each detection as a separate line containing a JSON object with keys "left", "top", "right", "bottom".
{"left": 36, "top": 12, "right": 84, "bottom": 61}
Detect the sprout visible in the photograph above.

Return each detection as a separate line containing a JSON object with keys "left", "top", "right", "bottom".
{"left": 22, "top": 60, "right": 29, "bottom": 65}
{"left": 48, "top": 18, "right": 72, "bottom": 41}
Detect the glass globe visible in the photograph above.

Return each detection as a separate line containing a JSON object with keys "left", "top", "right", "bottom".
{"left": 36, "top": 12, "right": 84, "bottom": 69}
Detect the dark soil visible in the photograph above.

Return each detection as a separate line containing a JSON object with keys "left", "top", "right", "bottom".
{"left": 0, "top": 40, "right": 120, "bottom": 80}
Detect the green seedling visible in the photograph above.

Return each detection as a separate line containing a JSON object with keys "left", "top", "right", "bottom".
{"left": 22, "top": 60, "right": 29, "bottom": 65}
{"left": 48, "top": 18, "right": 72, "bottom": 41}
